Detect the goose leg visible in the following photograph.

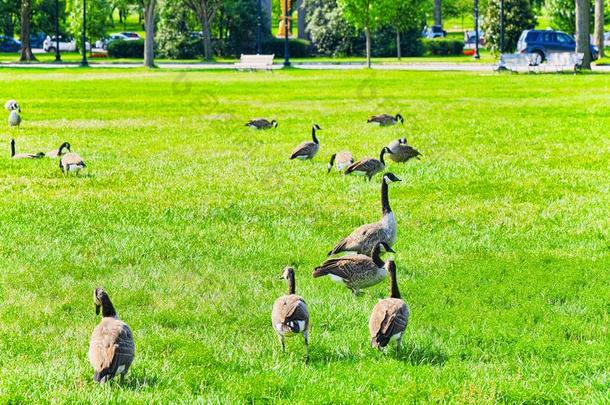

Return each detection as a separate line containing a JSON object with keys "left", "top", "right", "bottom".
{"left": 278, "top": 334, "right": 285, "bottom": 353}
{"left": 396, "top": 337, "right": 402, "bottom": 357}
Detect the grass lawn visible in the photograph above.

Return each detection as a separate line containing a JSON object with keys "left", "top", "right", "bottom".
{"left": 0, "top": 68, "right": 609, "bottom": 402}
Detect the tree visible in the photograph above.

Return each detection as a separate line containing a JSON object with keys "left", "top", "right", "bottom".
{"left": 434, "top": 0, "right": 441, "bottom": 25}
{"left": 339, "top": 0, "right": 380, "bottom": 67}
{"left": 67, "top": 0, "right": 111, "bottom": 51}
{"left": 593, "top": 0, "right": 604, "bottom": 58}
{"left": 547, "top": 0, "right": 593, "bottom": 34}
{"left": 0, "top": 0, "right": 20, "bottom": 37}
{"left": 305, "top": 0, "right": 361, "bottom": 57}
{"left": 143, "top": 0, "right": 156, "bottom": 67}
{"left": 482, "top": 0, "right": 536, "bottom": 53}
{"left": 184, "top": 0, "right": 220, "bottom": 60}
{"left": 575, "top": 0, "right": 592, "bottom": 69}
{"left": 380, "top": 0, "right": 425, "bottom": 60}
{"left": 19, "top": 0, "right": 36, "bottom": 61}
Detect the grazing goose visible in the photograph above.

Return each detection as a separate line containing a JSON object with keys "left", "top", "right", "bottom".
{"left": 367, "top": 113, "right": 404, "bottom": 126}
{"left": 10, "top": 139, "right": 43, "bottom": 159}
{"left": 345, "top": 147, "right": 392, "bottom": 181}
{"left": 5, "top": 100, "right": 21, "bottom": 128}
{"left": 313, "top": 241, "right": 394, "bottom": 295}
{"left": 59, "top": 152, "right": 86, "bottom": 175}
{"left": 328, "top": 173, "right": 401, "bottom": 256}
{"left": 369, "top": 259, "right": 409, "bottom": 355}
{"left": 387, "top": 138, "right": 421, "bottom": 163}
{"left": 246, "top": 118, "right": 278, "bottom": 129}
{"left": 290, "top": 124, "right": 321, "bottom": 160}
{"left": 46, "top": 142, "right": 71, "bottom": 158}
{"left": 272, "top": 266, "right": 310, "bottom": 362}
{"left": 89, "top": 287, "right": 135, "bottom": 384}
{"left": 327, "top": 151, "right": 354, "bottom": 173}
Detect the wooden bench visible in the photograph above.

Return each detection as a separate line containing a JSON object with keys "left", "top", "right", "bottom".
{"left": 542, "top": 52, "right": 584, "bottom": 73}
{"left": 234, "top": 54, "right": 274, "bottom": 71}
{"left": 498, "top": 53, "right": 540, "bottom": 73}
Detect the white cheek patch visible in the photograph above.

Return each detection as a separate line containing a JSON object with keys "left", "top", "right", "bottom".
{"left": 296, "top": 320, "right": 306, "bottom": 331}
{"left": 383, "top": 175, "right": 390, "bottom": 183}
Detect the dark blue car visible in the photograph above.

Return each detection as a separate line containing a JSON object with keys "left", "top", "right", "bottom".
{"left": 0, "top": 36, "right": 21, "bottom": 52}
{"left": 30, "top": 32, "right": 46, "bottom": 49}
{"left": 517, "top": 30, "right": 599, "bottom": 62}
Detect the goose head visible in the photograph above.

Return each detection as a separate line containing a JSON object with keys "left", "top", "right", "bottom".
{"left": 93, "top": 287, "right": 106, "bottom": 315}
{"left": 399, "top": 138, "right": 407, "bottom": 145}
{"left": 271, "top": 120, "right": 278, "bottom": 128}
{"left": 378, "top": 241, "right": 395, "bottom": 254}
{"left": 383, "top": 172, "right": 402, "bottom": 185}
{"left": 395, "top": 114, "right": 404, "bottom": 124}
{"left": 4, "top": 100, "right": 20, "bottom": 112}
{"left": 312, "top": 124, "right": 321, "bottom": 143}
{"left": 280, "top": 266, "right": 295, "bottom": 280}
{"left": 59, "top": 142, "right": 71, "bottom": 154}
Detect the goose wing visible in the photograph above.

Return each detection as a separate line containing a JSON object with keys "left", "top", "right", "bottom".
{"left": 290, "top": 141, "right": 316, "bottom": 159}
{"left": 328, "top": 222, "right": 385, "bottom": 256}
{"left": 89, "top": 319, "right": 135, "bottom": 382}
{"left": 313, "top": 254, "right": 376, "bottom": 279}
{"left": 369, "top": 298, "right": 409, "bottom": 348}
{"left": 336, "top": 151, "right": 354, "bottom": 165}
{"left": 272, "top": 294, "right": 309, "bottom": 333}
{"left": 367, "top": 114, "right": 392, "bottom": 123}
{"left": 398, "top": 145, "right": 421, "bottom": 160}
{"left": 61, "top": 153, "right": 86, "bottom": 167}
{"left": 345, "top": 158, "right": 380, "bottom": 174}
{"left": 247, "top": 118, "right": 270, "bottom": 128}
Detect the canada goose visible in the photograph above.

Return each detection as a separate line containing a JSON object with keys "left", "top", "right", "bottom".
{"left": 369, "top": 260, "right": 409, "bottom": 355}
{"left": 9, "top": 139, "right": 43, "bottom": 159}
{"left": 327, "top": 151, "right": 354, "bottom": 173}
{"left": 5, "top": 100, "right": 21, "bottom": 128}
{"left": 246, "top": 118, "right": 278, "bottom": 129}
{"left": 46, "top": 142, "right": 71, "bottom": 158}
{"left": 89, "top": 287, "right": 135, "bottom": 383}
{"left": 313, "top": 241, "right": 394, "bottom": 295}
{"left": 59, "top": 152, "right": 86, "bottom": 174}
{"left": 367, "top": 113, "right": 404, "bottom": 126}
{"left": 345, "top": 147, "right": 392, "bottom": 181}
{"left": 271, "top": 266, "right": 310, "bottom": 362}
{"left": 290, "top": 124, "right": 320, "bottom": 160}
{"left": 328, "top": 173, "right": 401, "bottom": 256}
{"left": 387, "top": 138, "right": 422, "bottom": 163}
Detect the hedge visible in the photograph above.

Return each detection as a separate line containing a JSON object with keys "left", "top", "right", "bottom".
{"left": 107, "top": 39, "right": 145, "bottom": 58}
{"left": 262, "top": 38, "right": 312, "bottom": 58}
{"left": 423, "top": 39, "right": 465, "bottom": 56}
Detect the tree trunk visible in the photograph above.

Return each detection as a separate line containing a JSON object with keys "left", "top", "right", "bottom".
{"left": 434, "top": 0, "right": 442, "bottom": 26}
{"left": 19, "top": 0, "right": 36, "bottom": 62}
{"left": 143, "top": 0, "right": 156, "bottom": 68}
{"left": 396, "top": 30, "right": 401, "bottom": 60}
{"left": 199, "top": 13, "right": 213, "bottom": 60}
{"left": 297, "top": 0, "right": 306, "bottom": 39}
{"left": 576, "top": 0, "right": 592, "bottom": 69}
{"left": 365, "top": 26, "right": 371, "bottom": 68}
{"left": 594, "top": 0, "right": 604, "bottom": 58}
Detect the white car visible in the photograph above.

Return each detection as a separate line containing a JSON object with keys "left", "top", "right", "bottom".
{"left": 43, "top": 36, "right": 91, "bottom": 53}
{"left": 95, "top": 34, "right": 129, "bottom": 50}
{"left": 605, "top": 32, "right": 610, "bottom": 48}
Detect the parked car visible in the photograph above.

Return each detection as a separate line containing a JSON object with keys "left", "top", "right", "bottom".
{"left": 517, "top": 29, "right": 599, "bottom": 62}
{"left": 0, "top": 36, "right": 21, "bottom": 52}
{"left": 43, "top": 35, "right": 91, "bottom": 53}
{"left": 604, "top": 32, "right": 610, "bottom": 48}
{"left": 422, "top": 25, "right": 447, "bottom": 39}
{"left": 30, "top": 32, "right": 46, "bottom": 49}
{"left": 119, "top": 32, "right": 141, "bottom": 40}
{"left": 464, "top": 30, "right": 485, "bottom": 48}
{"left": 95, "top": 33, "right": 129, "bottom": 50}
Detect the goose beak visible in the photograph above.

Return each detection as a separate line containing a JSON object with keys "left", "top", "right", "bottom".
{"left": 386, "top": 246, "right": 396, "bottom": 253}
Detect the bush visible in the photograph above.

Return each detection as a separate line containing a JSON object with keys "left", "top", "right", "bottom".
{"left": 372, "top": 27, "right": 425, "bottom": 57}
{"left": 262, "top": 38, "right": 312, "bottom": 58}
{"left": 107, "top": 39, "right": 145, "bottom": 58}
{"left": 423, "top": 39, "right": 465, "bottom": 55}
{"left": 304, "top": 0, "right": 362, "bottom": 56}
{"left": 483, "top": 0, "right": 537, "bottom": 53}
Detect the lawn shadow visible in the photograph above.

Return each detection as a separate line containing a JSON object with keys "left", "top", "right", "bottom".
{"left": 114, "top": 374, "right": 160, "bottom": 390}
{"left": 399, "top": 342, "right": 447, "bottom": 366}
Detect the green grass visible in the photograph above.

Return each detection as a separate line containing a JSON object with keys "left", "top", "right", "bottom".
{"left": 1, "top": 68, "right": 609, "bottom": 403}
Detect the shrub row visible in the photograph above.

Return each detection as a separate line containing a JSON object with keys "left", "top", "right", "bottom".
{"left": 107, "top": 39, "right": 145, "bottom": 58}
{"left": 422, "top": 39, "right": 465, "bottom": 56}
{"left": 261, "top": 38, "right": 312, "bottom": 58}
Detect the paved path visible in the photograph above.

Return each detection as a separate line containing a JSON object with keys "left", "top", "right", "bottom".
{"left": 1, "top": 61, "right": 609, "bottom": 72}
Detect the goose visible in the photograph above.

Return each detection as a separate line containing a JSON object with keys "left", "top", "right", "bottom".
{"left": 369, "top": 259, "right": 409, "bottom": 355}
{"left": 327, "top": 151, "right": 354, "bottom": 173}
{"left": 5, "top": 100, "right": 21, "bottom": 128}
{"left": 246, "top": 118, "right": 278, "bottom": 129}
{"left": 344, "top": 147, "right": 392, "bottom": 181}
{"left": 59, "top": 152, "right": 86, "bottom": 174}
{"left": 387, "top": 138, "right": 421, "bottom": 163}
{"left": 290, "top": 124, "right": 320, "bottom": 160}
{"left": 367, "top": 113, "right": 404, "bottom": 126}
{"left": 313, "top": 241, "right": 394, "bottom": 295}
{"left": 9, "top": 139, "right": 43, "bottom": 159}
{"left": 328, "top": 173, "right": 401, "bottom": 256}
{"left": 271, "top": 266, "right": 310, "bottom": 362}
{"left": 46, "top": 142, "right": 71, "bottom": 158}
{"left": 89, "top": 287, "right": 135, "bottom": 383}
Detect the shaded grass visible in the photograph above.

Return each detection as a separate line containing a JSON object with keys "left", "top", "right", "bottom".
{"left": 0, "top": 69, "right": 609, "bottom": 402}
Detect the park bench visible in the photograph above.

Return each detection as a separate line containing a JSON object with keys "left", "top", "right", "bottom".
{"left": 234, "top": 54, "right": 275, "bottom": 71}
{"left": 498, "top": 53, "right": 540, "bottom": 73}
{"left": 541, "top": 52, "right": 584, "bottom": 73}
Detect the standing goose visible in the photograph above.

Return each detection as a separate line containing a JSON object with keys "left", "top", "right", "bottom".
{"left": 46, "top": 142, "right": 71, "bottom": 158}
{"left": 9, "top": 139, "right": 43, "bottom": 159}
{"left": 60, "top": 152, "right": 86, "bottom": 175}
{"left": 345, "top": 147, "right": 392, "bottom": 181}
{"left": 369, "top": 259, "right": 409, "bottom": 355}
{"left": 272, "top": 267, "right": 310, "bottom": 362}
{"left": 246, "top": 118, "right": 278, "bottom": 129}
{"left": 5, "top": 100, "right": 21, "bottom": 128}
{"left": 313, "top": 241, "right": 394, "bottom": 295}
{"left": 290, "top": 124, "right": 321, "bottom": 160}
{"left": 367, "top": 113, "right": 404, "bottom": 126}
{"left": 387, "top": 138, "right": 421, "bottom": 163}
{"left": 328, "top": 173, "right": 401, "bottom": 256}
{"left": 327, "top": 151, "right": 354, "bottom": 173}
{"left": 89, "top": 287, "right": 135, "bottom": 383}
